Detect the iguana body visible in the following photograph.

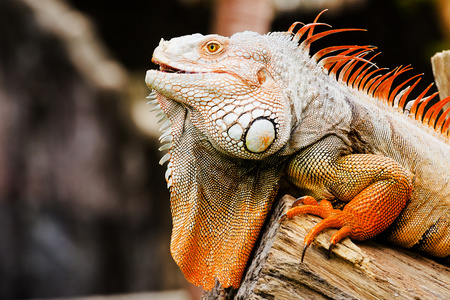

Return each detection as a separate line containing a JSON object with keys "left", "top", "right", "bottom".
{"left": 145, "top": 14, "right": 450, "bottom": 290}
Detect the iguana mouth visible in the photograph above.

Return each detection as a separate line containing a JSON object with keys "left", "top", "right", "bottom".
{"left": 152, "top": 58, "right": 197, "bottom": 74}
{"left": 159, "top": 63, "right": 185, "bottom": 73}
{"left": 152, "top": 57, "right": 225, "bottom": 76}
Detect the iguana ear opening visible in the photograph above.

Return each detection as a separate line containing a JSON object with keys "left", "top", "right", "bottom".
{"left": 257, "top": 68, "right": 267, "bottom": 85}
{"left": 244, "top": 117, "right": 276, "bottom": 153}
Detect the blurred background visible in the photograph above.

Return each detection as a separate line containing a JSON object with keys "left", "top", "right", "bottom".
{"left": 0, "top": 0, "right": 448, "bottom": 299}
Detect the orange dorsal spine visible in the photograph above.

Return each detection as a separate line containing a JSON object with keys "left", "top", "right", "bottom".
{"left": 288, "top": 12, "right": 450, "bottom": 138}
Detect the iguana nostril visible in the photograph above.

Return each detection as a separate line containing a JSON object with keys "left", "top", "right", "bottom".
{"left": 245, "top": 118, "right": 276, "bottom": 153}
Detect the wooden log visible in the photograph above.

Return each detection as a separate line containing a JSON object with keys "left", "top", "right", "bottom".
{"left": 202, "top": 195, "right": 450, "bottom": 300}
{"left": 431, "top": 50, "right": 450, "bottom": 99}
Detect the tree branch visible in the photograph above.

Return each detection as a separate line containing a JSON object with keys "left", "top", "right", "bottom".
{"left": 203, "top": 195, "right": 450, "bottom": 300}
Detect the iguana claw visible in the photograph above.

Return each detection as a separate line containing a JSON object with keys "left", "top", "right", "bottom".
{"left": 327, "top": 244, "right": 335, "bottom": 259}
{"left": 292, "top": 195, "right": 319, "bottom": 208}
{"left": 301, "top": 243, "right": 310, "bottom": 262}
{"left": 286, "top": 196, "right": 354, "bottom": 261}
{"left": 301, "top": 236, "right": 335, "bottom": 262}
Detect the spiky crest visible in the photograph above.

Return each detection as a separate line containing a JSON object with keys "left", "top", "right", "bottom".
{"left": 288, "top": 11, "right": 450, "bottom": 138}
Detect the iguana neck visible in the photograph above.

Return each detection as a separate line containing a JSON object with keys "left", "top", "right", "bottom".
{"left": 268, "top": 38, "right": 354, "bottom": 153}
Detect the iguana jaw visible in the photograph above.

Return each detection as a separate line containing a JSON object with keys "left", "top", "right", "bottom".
{"left": 146, "top": 61, "right": 291, "bottom": 160}
{"left": 151, "top": 56, "right": 214, "bottom": 75}
{"left": 146, "top": 42, "right": 239, "bottom": 105}
{"left": 155, "top": 59, "right": 187, "bottom": 74}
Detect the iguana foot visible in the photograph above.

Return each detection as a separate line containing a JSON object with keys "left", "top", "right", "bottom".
{"left": 286, "top": 196, "right": 363, "bottom": 262}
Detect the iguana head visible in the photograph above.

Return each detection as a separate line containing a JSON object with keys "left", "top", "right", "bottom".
{"left": 146, "top": 32, "right": 294, "bottom": 160}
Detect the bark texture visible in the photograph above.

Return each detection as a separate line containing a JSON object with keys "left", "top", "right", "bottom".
{"left": 202, "top": 195, "right": 450, "bottom": 300}
{"left": 432, "top": 50, "right": 450, "bottom": 99}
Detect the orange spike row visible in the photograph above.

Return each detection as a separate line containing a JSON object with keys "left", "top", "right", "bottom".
{"left": 295, "top": 11, "right": 450, "bottom": 139}
{"left": 287, "top": 22, "right": 305, "bottom": 34}
{"left": 292, "top": 23, "right": 331, "bottom": 43}
{"left": 388, "top": 72, "right": 419, "bottom": 107}
{"left": 364, "top": 73, "right": 386, "bottom": 95}
{"left": 321, "top": 47, "right": 376, "bottom": 75}
{"left": 374, "top": 66, "right": 413, "bottom": 104}
{"left": 312, "top": 45, "right": 374, "bottom": 62}
{"left": 339, "top": 52, "right": 370, "bottom": 83}
{"left": 349, "top": 53, "right": 381, "bottom": 88}
{"left": 410, "top": 83, "right": 434, "bottom": 117}
{"left": 326, "top": 54, "right": 353, "bottom": 75}
{"left": 369, "top": 65, "right": 410, "bottom": 98}
{"left": 441, "top": 111, "right": 450, "bottom": 136}
{"left": 435, "top": 102, "right": 450, "bottom": 133}
{"left": 372, "top": 68, "right": 400, "bottom": 103}
{"left": 332, "top": 48, "right": 374, "bottom": 75}
{"left": 398, "top": 77, "right": 422, "bottom": 110}
{"left": 373, "top": 66, "right": 410, "bottom": 102}
{"left": 336, "top": 50, "right": 375, "bottom": 82}
{"left": 321, "top": 55, "right": 377, "bottom": 76}
{"left": 359, "top": 68, "right": 387, "bottom": 92}
{"left": 321, "top": 47, "right": 372, "bottom": 75}
{"left": 424, "top": 97, "right": 450, "bottom": 128}
{"left": 307, "top": 9, "right": 329, "bottom": 39}
{"left": 338, "top": 50, "right": 378, "bottom": 84}
{"left": 320, "top": 56, "right": 340, "bottom": 71}
{"left": 368, "top": 68, "right": 397, "bottom": 99}
{"left": 301, "top": 28, "right": 367, "bottom": 51}
{"left": 416, "top": 92, "right": 439, "bottom": 123}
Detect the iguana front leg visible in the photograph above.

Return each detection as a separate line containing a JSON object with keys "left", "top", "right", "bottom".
{"left": 285, "top": 135, "right": 412, "bottom": 260}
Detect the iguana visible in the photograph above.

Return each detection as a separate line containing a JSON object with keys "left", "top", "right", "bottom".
{"left": 145, "top": 12, "right": 450, "bottom": 291}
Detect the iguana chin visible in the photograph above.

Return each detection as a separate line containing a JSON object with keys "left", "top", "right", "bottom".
{"left": 145, "top": 12, "right": 450, "bottom": 291}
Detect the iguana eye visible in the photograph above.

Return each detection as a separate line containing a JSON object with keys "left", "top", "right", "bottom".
{"left": 204, "top": 41, "right": 223, "bottom": 54}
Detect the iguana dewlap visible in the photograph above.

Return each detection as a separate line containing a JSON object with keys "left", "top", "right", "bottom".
{"left": 145, "top": 13, "right": 450, "bottom": 291}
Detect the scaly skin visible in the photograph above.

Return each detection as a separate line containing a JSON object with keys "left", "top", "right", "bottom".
{"left": 145, "top": 16, "right": 450, "bottom": 290}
